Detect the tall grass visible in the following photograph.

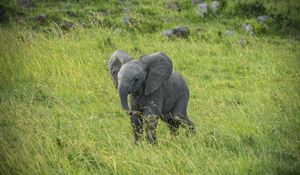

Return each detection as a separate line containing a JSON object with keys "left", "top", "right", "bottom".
{"left": 1, "top": 24, "right": 299, "bottom": 174}
{"left": 1, "top": 0, "right": 300, "bottom": 174}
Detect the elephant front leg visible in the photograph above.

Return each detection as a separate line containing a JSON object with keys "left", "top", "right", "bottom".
{"left": 130, "top": 113, "right": 144, "bottom": 144}
{"left": 143, "top": 98, "right": 162, "bottom": 144}
{"left": 163, "top": 113, "right": 179, "bottom": 136}
{"left": 144, "top": 115, "right": 158, "bottom": 144}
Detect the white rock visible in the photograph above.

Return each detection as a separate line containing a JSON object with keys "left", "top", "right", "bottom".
{"left": 161, "top": 29, "right": 173, "bottom": 37}
{"left": 257, "top": 15, "right": 269, "bottom": 23}
{"left": 242, "top": 23, "right": 255, "bottom": 35}
{"left": 121, "top": 16, "right": 130, "bottom": 25}
{"left": 195, "top": 3, "right": 208, "bottom": 17}
{"left": 224, "top": 30, "right": 236, "bottom": 35}
{"left": 210, "top": 1, "right": 220, "bottom": 13}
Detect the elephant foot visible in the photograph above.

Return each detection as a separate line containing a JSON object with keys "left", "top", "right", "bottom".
{"left": 185, "top": 125, "right": 196, "bottom": 137}
{"left": 167, "top": 121, "right": 180, "bottom": 136}
{"left": 169, "top": 125, "right": 179, "bottom": 136}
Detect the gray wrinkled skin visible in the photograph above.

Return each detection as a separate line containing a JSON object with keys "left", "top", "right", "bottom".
{"left": 107, "top": 50, "right": 195, "bottom": 144}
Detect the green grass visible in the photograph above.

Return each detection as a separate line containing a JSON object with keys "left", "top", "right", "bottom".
{"left": 1, "top": 0, "right": 300, "bottom": 174}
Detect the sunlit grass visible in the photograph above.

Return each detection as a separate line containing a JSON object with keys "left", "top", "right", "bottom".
{"left": 0, "top": 0, "right": 300, "bottom": 174}
{"left": 1, "top": 24, "right": 299, "bottom": 174}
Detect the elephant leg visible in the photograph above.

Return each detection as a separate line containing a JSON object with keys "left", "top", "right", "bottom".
{"left": 173, "top": 116, "right": 196, "bottom": 136}
{"left": 172, "top": 94, "right": 196, "bottom": 136}
{"left": 163, "top": 113, "right": 180, "bottom": 136}
{"left": 143, "top": 96, "right": 163, "bottom": 144}
{"left": 144, "top": 115, "right": 158, "bottom": 144}
{"left": 130, "top": 113, "right": 144, "bottom": 144}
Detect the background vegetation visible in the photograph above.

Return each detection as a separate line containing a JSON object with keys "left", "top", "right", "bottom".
{"left": 0, "top": 0, "right": 299, "bottom": 174}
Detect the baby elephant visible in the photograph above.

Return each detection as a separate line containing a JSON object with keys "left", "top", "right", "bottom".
{"left": 107, "top": 50, "right": 195, "bottom": 144}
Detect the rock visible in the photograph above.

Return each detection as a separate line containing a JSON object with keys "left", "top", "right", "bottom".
{"left": 93, "top": 9, "right": 109, "bottom": 17}
{"left": 33, "top": 14, "right": 47, "bottom": 23}
{"left": 121, "top": 16, "right": 131, "bottom": 25}
{"left": 99, "top": 9, "right": 109, "bottom": 16}
{"left": 239, "top": 38, "right": 248, "bottom": 47}
{"left": 257, "top": 15, "right": 269, "bottom": 23}
{"left": 166, "top": 2, "right": 182, "bottom": 11}
{"left": 120, "top": 16, "right": 139, "bottom": 26}
{"left": 123, "top": 7, "right": 130, "bottom": 13}
{"left": 66, "top": 11, "right": 76, "bottom": 17}
{"left": 161, "top": 26, "right": 189, "bottom": 38}
{"left": 224, "top": 30, "right": 236, "bottom": 35}
{"left": 210, "top": 1, "right": 220, "bottom": 13}
{"left": 80, "top": 22, "right": 88, "bottom": 28}
{"left": 17, "top": 0, "right": 33, "bottom": 8}
{"left": 114, "top": 28, "right": 122, "bottom": 33}
{"left": 242, "top": 23, "right": 255, "bottom": 35}
{"left": 195, "top": 3, "right": 208, "bottom": 17}
{"left": 191, "top": 0, "right": 203, "bottom": 5}
{"left": 60, "top": 20, "right": 74, "bottom": 31}
{"left": 172, "top": 26, "right": 189, "bottom": 38}
{"left": 161, "top": 29, "right": 173, "bottom": 37}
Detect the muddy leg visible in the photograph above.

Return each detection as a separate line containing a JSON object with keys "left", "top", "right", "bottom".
{"left": 144, "top": 115, "right": 158, "bottom": 144}
{"left": 130, "top": 113, "right": 143, "bottom": 144}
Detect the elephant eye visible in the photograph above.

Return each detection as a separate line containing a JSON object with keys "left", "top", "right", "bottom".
{"left": 134, "top": 78, "right": 139, "bottom": 82}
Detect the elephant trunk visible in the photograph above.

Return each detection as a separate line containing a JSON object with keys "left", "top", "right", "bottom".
{"left": 118, "top": 85, "right": 130, "bottom": 111}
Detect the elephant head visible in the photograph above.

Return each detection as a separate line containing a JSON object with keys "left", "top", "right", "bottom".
{"left": 107, "top": 51, "right": 173, "bottom": 111}
{"left": 107, "top": 50, "right": 133, "bottom": 88}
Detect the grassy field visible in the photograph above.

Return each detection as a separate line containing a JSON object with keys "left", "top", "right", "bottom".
{"left": 0, "top": 0, "right": 300, "bottom": 174}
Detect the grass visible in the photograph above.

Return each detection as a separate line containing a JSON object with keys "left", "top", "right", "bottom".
{"left": 0, "top": 0, "right": 300, "bottom": 174}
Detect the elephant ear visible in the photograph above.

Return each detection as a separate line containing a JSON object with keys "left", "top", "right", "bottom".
{"left": 107, "top": 50, "right": 132, "bottom": 88}
{"left": 140, "top": 52, "right": 173, "bottom": 96}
